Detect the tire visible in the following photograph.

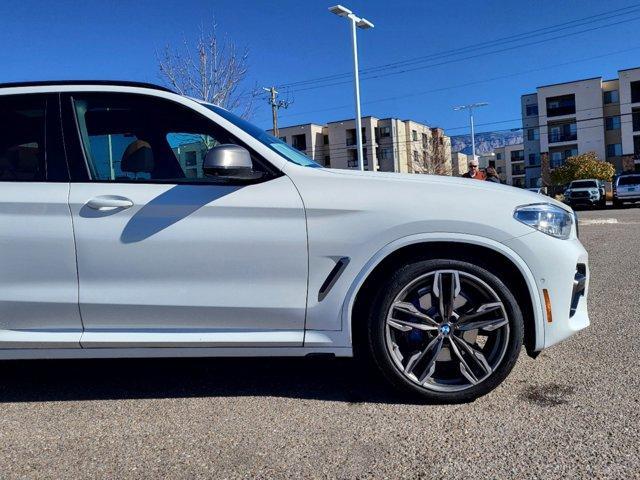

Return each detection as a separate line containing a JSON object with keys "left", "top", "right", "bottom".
{"left": 613, "top": 199, "right": 623, "bottom": 208}
{"left": 364, "top": 258, "right": 524, "bottom": 403}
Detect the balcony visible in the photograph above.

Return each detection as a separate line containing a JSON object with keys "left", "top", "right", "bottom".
{"left": 546, "top": 94, "right": 576, "bottom": 117}
{"left": 548, "top": 122, "right": 577, "bottom": 144}
{"left": 512, "top": 167, "right": 525, "bottom": 176}
{"left": 346, "top": 136, "right": 367, "bottom": 146}
{"left": 549, "top": 132, "right": 578, "bottom": 143}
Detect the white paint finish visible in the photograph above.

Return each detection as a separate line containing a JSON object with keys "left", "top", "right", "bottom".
{"left": 0, "top": 183, "right": 82, "bottom": 348}
{"left": 69, "top": 177, "right": 308, "bottom": 347}
{"left": 283, "top": 163, "right": 555, "bottom": 336}
{"left": 501, "top": 235, "right": 589, "bottom": 349}
{"left": 335, "top": 232, "right": 546, "bottom": 351}
{"left": 80, "top": 330, "right": 303, "bottom": 348}
{"left": 0, "top": 84, "right": 591, "bottom": 359}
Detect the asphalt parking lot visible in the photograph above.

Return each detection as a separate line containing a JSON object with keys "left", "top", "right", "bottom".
{"left": 1, "top": 207, "right": 639, "bottom": 479}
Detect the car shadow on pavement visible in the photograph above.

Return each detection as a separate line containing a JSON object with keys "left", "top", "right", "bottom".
{"left": 0, "top": 357, "right": 431, "bottom": 405}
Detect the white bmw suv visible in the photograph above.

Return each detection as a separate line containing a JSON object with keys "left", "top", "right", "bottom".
{"left": 0, "top": 81, "right": 589, "bottom": 401}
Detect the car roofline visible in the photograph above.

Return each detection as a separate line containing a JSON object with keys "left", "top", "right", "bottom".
{"left": 0, "top": 80, "right": 174, "bottom": 93}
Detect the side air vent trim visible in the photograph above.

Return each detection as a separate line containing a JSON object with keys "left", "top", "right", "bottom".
{"left": 318, "top": 257, "right": 350, "bottom": 302}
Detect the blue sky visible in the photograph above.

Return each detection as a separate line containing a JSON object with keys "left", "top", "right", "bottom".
{"left": 3, "top": 0, "right": 640, "bottom": 135}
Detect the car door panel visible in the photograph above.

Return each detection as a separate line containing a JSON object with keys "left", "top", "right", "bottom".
{"left": 69, "top": 174, "right": 307, "bottom": 348}
{"left": 0, "top": 93, "right": 82, "bottom": 348}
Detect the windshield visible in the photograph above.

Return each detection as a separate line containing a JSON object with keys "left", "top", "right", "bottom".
{"left": 201, "top": 103, "right": 321, "bottom": 168}
{"left": 618, "top": 175, "right": 640, "bottom": 186}
{"left": 570, "top": 180, "right": 598, "bottom": 189}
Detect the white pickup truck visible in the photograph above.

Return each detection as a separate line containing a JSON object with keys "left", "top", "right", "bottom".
{"left": 564, "top": 179, "right": 606, "bottom": 208}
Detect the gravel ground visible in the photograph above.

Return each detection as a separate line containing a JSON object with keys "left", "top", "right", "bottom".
{"left": 1, "top": 207, "right": 638, "bottom": 479}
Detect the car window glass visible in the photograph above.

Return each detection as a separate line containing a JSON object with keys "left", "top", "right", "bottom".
{"left": 71, "top": 93, "right": 267, "bottom": 183}
{"left": 0, "top": 94, "right": 46, "bottom": 181}
{"left": 167, "top": 133, "right": 219, "bottom": 179}
{"left": 618, "top": 175, "right": 640, "bottom": 186}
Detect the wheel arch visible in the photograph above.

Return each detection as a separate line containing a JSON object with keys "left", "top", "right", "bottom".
{"left": 345, "top": 234, "right": 544, "bottom": 357}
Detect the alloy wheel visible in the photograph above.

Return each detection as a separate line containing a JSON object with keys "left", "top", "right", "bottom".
{"left": 384, "top": 269, "right": 510, "bottom": 392}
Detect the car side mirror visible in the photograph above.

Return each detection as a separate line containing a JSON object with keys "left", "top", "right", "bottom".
{"left": 203, "top": 144, "right": 263, "bottom": 181}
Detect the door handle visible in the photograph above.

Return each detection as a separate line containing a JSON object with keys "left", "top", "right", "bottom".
{"left": 86, "top": 196, "right": 134, "bottom": 211}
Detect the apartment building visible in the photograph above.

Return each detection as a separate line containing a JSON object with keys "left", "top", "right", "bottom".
{"left": 451, "top": 151, "right": 470, "bottom": 176}
{"left": 522, "top": 67, "right": 640, "bottom": 188}
{"left": 478, "top": 144, "right": 525, "bottom": 186}
{"left": 270, "top": 117, "right": 452, "bottom": 175}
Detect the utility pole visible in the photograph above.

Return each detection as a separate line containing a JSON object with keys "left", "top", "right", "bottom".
{"left": 264, "top": 86, "right": 291, "bottom": 137}
{"left": 453, "top": 102, "right": 488, "bottom": 161}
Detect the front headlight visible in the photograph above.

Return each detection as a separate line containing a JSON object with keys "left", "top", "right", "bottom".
{"left": 514, "top": 203, "right": 573, "bottom": 239}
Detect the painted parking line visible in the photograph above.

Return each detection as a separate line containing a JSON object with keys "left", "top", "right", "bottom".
{"left": 579, "top": 218, "right": 619, "bottom": 225}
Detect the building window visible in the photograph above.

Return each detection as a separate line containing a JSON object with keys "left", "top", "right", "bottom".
{"left": 324, "top": 155, "right": 330, "bottom": 167}
{"left": 605, "top": 116, "right": 621, "bottom": 130}
{"left": 412, "top": 130, "right": 418, "bottom": 141}
{"left": 376, "top": 147, "right": 392, "bottom": 160}
{"left": 292, "top": 134, "right": 307, "bottom": 151}
{"left": 548, "top": 122, "right": 577, "bottom": 143}
{"left": 496, "top": 153, "right": 502, "bottom": 160}
{"left": 631, "top": 81, "right": 640, "bottom": 104}
{"left": 526, "top": 104, "right": 538, "bottom": 116}
{"left": 606, "top": 143, "right": 622, "bottom": 157}
{"left": 185, "top": 151, "right": 197, "bottom": 167}
{"left": 546, "top": 94, "right": 576, "bottom": 117}
{"left": 347, "top": 148, "right": 368, "bottom": 168}
{"left": 527, "top": 128, "right": 539, "bottom": 141}
{"left": 604, "top": 90, "right": 619, "bottom": 104}
{"left": 528, "top": 153, "right": 538, "bottom": 166}
{"left": 323, "top": 134, "right": 329, "bottom": 145}
{"left": 633, "top": 108, "right": 640, "bottom": 132}
{"left": 413, "top": 150, "right": 420, "bottom": 162}
{"left": 528, "top": 178, "right": 538, "bottom": 188}
{"left": 346, "top": 128, "right": 366, "bottom": 146}
{"left": 379, "top": 126, "right": 391, "bottom": 138}
{"left": 510, "top": 150, "right": 525, "bottom": 162}
{"left": 421, "top": 132, "right": 429, "bottom": 149}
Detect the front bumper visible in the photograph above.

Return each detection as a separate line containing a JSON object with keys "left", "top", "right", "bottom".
{"left": 502, "top": 232, "right": 590, "bottom": 351}
{"left": 567, "top": 196, "right": 601, "bottom": 206}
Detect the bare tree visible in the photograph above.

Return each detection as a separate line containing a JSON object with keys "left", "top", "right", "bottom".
{"left": 426, "top": 129, "right": 452, "bottom": 175}
{"left": 157, "top": 20, "right": 257, "bottom": 119}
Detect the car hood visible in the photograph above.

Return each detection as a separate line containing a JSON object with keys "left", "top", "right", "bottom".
{"left": 322, "top": 168, "right": 568, "bottom": 210}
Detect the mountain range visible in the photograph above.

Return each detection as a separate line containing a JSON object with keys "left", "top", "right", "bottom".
{"left": 451, "top": 129, "right": 523, "bottom": 155}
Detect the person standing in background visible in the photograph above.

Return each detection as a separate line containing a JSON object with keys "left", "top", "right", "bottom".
{"left": 485, "top": 166, "right": 501, "bottom": 183}
{"left": 462, "top": 160, "right": 485, "bottom": 180}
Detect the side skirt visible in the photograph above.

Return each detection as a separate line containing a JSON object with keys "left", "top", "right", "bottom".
{"left": 0, "top": 346, "right": 353, "bottom": 360}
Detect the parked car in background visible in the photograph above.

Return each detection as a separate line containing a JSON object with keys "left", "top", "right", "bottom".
{"left": 613, "top": 173, "right": 640, "bottom": 207}
{"left": 0, "top": 80, "right": 590, "bottom": 402}
{"left": 564, "top": 179, "right": 606, "bottom": 208}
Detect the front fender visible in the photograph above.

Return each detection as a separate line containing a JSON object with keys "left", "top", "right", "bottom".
{"left": 338, "top": 232, "right": 545, "bottom": 351}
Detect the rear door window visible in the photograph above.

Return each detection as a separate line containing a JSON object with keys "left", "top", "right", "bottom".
{"left": 618, "top": 175, "right": 640, "bottom": 186}
{"left": 0, "top": 94, "right": 47, "bottom": 181}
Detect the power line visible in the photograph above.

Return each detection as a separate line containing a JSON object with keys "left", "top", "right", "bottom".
{"left": 277, "top": 44, "right": 640, "bottom": 123}
{"left": 278, "top": 3, "right": 640, "bottom": 90}
{"left": 286, "top": 13, "right": 640, "bottom": 95}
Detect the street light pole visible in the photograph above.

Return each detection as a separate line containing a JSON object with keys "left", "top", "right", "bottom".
{"left": 350, "top": 16, "right": 364, "bottom": 172}
{"left": 329, "top": 5, "right": 374, "bottom": 171}
{"left": 453, "top": 102, "right": 488, "bottom": 161}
